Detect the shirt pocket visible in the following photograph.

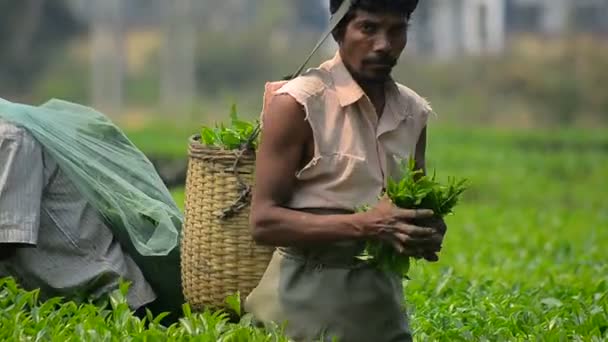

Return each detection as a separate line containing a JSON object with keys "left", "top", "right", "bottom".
{"left": 295, "top": 151, "right": 366, "bottom": 180}
{"left": 380, "top": 120, "right": 423, "bottom": 181}
{"left": 296, "top": 151, "right": 385, "bottom": 205}
{"left": 381, "top": 120, "right": 420, "bottom": 160}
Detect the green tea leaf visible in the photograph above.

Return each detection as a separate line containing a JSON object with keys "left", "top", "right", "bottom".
{"left": 201, "top": 127, "right": 216, "bottom": 146}
{"left": 225, "top": 292, "right": 242, "bottom": 317}
{"left": 232, "top": 119, "right": 252, "bottom": 132}
{"left": 359, "top": 156, "right": 468, "bottom": 278}
{"left": 541, "top": 297, "right": 564, "bottom": 308}
{"left": 198, "top": 104, "right": 258, "bottom": 150}
{"left": 230, "top": 103, "right": 238, "bottom": 122}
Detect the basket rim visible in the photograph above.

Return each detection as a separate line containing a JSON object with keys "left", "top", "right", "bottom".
{"left": 188, "top": 134, "right": 256, "bottom": 157}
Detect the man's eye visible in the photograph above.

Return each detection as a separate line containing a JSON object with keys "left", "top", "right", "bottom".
{"left": 361, "top": 23, "right": 377, "bottom": 34}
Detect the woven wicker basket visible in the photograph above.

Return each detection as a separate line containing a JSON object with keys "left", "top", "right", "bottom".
{"left": 181, "top": 134, "right": 273, "bottom": 311}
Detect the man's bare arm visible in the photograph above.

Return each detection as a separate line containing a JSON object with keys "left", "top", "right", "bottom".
{"left": 250, "top": 95, "right": 437, "bottom": 250}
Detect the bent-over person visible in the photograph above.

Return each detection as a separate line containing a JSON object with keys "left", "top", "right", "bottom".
{"left": 0, "top": 119, "right": 183, "bottom": 321}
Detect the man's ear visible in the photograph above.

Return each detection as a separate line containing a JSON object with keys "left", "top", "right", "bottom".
{"left": 331, "top": 29, "right": 342, "bottom": 43}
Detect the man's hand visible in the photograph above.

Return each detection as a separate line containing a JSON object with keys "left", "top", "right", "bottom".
{"left": 363, "top": 197, "right": 443, "bottom": 256}
{"left": 411, "top": 216, "right": 448, "bottom": 262}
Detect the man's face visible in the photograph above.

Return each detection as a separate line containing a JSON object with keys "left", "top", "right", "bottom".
{"left": 338, "top": 9, "right": 409, "bottom": 83}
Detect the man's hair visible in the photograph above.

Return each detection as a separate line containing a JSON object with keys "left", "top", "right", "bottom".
{"left": 330, "top": 0, "right": 419, "bottom": 40}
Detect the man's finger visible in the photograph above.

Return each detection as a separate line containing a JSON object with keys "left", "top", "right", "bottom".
{"left": 424, "top": 242, "right": 443, "bottom": 253}
{"left": 396, "top": 208, "right": 434, "bottom": 220}
{"left": 401, "top": 248, "right": 421, "bottom": 257}
{"left": 423, "top": 252, "right": 439, "bottom": 262}
{"left": 386, "top": 237, "right": 405, "bottom": 254}
{"left": 392, "top": 232, "right": 409, "bottom": 244}
{"left": 411, "top": 238, "right": 442, "bottom": 251}
{"left": 397, "top": 224, "right": 435, "bottom": 237}
{"left": 399, "top": 236, "right": 443, "bottom": 250}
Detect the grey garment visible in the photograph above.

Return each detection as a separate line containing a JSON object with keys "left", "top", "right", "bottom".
{"left": 245, "top": 242, "right": 413, "bottom": 342}
{"left": 0, "top": 120, "right": 156, "bottom": 309}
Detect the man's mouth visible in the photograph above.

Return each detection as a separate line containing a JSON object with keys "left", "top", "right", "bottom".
{"left": 368, "top": 63, "right": 392, "bottom": 68}
{"left": 365, "top": 63, "right": 394, "bottom": 73}
{"left": 363, "top": 58, "right": 396, "bottom": 69}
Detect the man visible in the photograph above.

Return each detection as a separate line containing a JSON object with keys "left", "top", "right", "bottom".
{"left": 0, "top": 118, "right": 182, "bottom": 320}
{"left": 245, "top": 0, "right": 447, "bottom": 341}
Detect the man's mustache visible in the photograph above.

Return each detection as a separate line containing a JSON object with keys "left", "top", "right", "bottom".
{"left": 362, "top": 55, "right": 396, "bottom": 67}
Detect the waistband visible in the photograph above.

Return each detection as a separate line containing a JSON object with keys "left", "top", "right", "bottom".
{"left": 277, "top": 240, "right": 367, "bottom": 269}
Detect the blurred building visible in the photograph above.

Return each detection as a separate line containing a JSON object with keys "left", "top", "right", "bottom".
{"left": 409, "top": 0, "right": 506, "bottom": 61}
{"left": 59, "top": 0, "right": 608, "bottom": 113}
{"left": 409, "top": 0, "right": 608, "bottom": 60}
{"left": 68, "top": 0, "right": 198, "bottom": 115}
{"left": 507, "top": 0, "right": 608, "bottom": 36}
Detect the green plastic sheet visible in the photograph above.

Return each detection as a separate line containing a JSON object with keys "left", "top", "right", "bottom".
{"left": 0, "top": 97, "right": 183, "bottom": 257}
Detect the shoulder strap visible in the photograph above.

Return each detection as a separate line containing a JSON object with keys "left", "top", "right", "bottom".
{"left": 287, "top": 0, "right": 353, "bottom": 79}
{"left": 231, "top": 2, "right": 355, "bottom": 216}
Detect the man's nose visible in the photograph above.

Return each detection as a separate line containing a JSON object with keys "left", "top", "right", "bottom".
{"left": 374, "top": 33, "right": 392, "bottom": 53}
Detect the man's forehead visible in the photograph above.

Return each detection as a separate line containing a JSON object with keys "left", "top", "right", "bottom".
{"left": 351, "top": 9, "right": 408, "bottom": 25}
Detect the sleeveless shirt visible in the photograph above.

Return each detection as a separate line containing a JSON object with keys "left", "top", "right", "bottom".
{"left": 262, "top": 51, "right": 432, "bottom": 211}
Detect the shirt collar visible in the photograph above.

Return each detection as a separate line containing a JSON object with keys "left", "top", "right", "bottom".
{"left": 322, "top": 52, "right": 365, "bottom": 107}
{"left": 323, "top": 51, "right": 409, "bottom": 120}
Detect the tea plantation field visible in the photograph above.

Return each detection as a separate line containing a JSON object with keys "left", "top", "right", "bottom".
{"left": 1, "top": 124, "right": 606, "bottom": 341}
{"left": 401, "top": 127, "right": 607, "bottom": 341}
